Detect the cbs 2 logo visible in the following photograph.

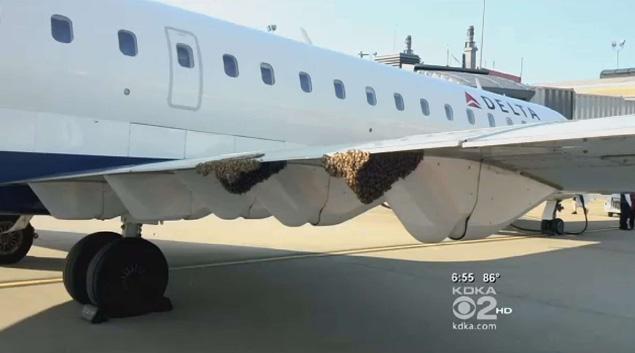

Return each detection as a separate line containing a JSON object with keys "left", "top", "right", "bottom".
{"left": 452, "top": 296, "right": 498, "bottom": 321}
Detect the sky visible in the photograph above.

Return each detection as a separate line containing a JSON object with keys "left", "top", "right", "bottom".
{"left": 158, "top": 0, "right": 635, "bottom": 84}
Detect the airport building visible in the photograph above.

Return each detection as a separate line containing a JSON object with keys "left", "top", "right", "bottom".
{"left": 539, "top": 69, "right": 635, "bottom": 119}
{"left": 545, "top": 69, "right": 635, "bottom": 99}
{"left": 376, "top": 27, "right": 635, "bottom": 120}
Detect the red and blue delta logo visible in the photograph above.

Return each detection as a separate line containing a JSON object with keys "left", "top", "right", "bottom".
{"left": 465, "top": 92, "right": 481, "bottom": 109}
{"left": 465, "top": 91, "right": 541, "bottom": 120}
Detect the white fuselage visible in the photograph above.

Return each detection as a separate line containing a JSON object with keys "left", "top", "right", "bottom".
{"left": 0, "top": 0, "right": 564, "bottom": 184}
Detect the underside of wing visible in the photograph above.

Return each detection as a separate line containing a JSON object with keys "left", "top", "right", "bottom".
{"left": 460, "top": 115, "right": 635, "bottom": 193}
{"left": 22, "top": 115, "right": 635, "bottom": 243}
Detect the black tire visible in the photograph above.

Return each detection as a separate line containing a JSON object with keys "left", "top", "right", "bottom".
{"left": 608, "top": 212, "right": 614, "bottom": 218}
{"left": 540, "top": 220, "right": 552, "bottom": 235}
{"left": 63, "top": 232, "right": 121, "bottom": 304}
{"left": 552, "top": 218, "right": 565, "bottom": 235}
{"left": 0, "top": 224, "right": 35, "bottom": 265}
{"left": 87, "top": 238, "right": 168, "bottom": 318}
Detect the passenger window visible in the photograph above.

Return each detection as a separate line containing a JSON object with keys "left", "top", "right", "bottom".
{"left": 488, "top": 113, "right": 496, "bottom": 127}
{"left": 394, "top": 93, "right": 405, "bottom": 111}
{"left": 261, "top": 63, "right": 275, "bottom": 85}
{"left": 420, "top": 99, "right": 430, "bottom": 116}
{"left": 466, "top": 109, "right": 476, "bottom": 125}
{"left": 444, "top": 104, "right": 454, "bottom": 121}
{"left": 366, "top": 87, "right": 377, "bottom": 106}
{"left": 299, "top": 72, "right": 312, "bottom": 93}
{"left": 506, "top": 117, "right": 514, "bottom": 126}
{"left": 118, "top": 30, "right": 137, "bottom": 57}
{"left": 223, "top": 55, "right": 239, "bottom": 78}
{"left": 334, "top": 80, "right": 346, "bottom": 99}
{"left": 176, "top": 44, "right": 194, "bottom": 68}
{"left": 51, "top": 15, "right": 73, "bottom": 44}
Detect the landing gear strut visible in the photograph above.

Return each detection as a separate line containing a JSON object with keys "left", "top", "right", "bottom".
{"left": 0, "top": 216, "right": 35, "bottom": 265}
{"left": 63, "top": 221, "right": 171, "bottom": 323}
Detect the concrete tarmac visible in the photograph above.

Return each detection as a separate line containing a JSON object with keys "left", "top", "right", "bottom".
{"left": 1, "top": 201, "right": 634, "bottom": 353}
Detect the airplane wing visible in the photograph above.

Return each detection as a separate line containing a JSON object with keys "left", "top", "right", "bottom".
{"left": 22, "top": 115, "right": 635, "bottom": 242}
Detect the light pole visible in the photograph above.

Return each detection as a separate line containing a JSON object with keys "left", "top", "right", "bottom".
{"left": 612, "top": 40, "right": 626, "bottom": 69}
{"left": 479, "top": 0, "right": 485, "bottom": 68}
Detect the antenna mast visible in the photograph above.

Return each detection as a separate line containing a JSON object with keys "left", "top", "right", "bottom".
{"left": 479, "top": 0, "right": 485, "bottom": 68}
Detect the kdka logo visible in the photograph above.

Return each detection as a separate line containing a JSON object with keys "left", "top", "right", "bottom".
{"left": 451, "top": 286, "right": 512, "bottom": 331}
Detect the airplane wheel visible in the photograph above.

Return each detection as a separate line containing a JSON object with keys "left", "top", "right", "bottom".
{"left": 87, "top": 238, "right": 168, "bottom": 318}
{"left": 0, "top": 224, "right": 35, "bottom": 265}
{"left": 552, "top": 218, "right": 565, "bottom": 235}
{"left": 63, "top": 232, "right": 121, "bottom": 304}
{"left": 540, "top": 219, "right": 565, "bottom": 236}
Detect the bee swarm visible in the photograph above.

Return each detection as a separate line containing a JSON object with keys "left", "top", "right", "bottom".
{"left": 196, "top": 159, "right": 287, "bottom": 194}
{"left": 322, "top": 150, "right": 424, "bottom": 204}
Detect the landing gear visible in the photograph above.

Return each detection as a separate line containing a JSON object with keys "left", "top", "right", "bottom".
{"left": 0, "top": 216, "right": 35, "bottom": 265}
{"left": 540, "top": 218, "right": 565, "bottom": 236}
{"left": 63, "top": 223, "right": 171, "bottom": 323}
{"left": 87, "top": 238, "right": 170, "bottom": 318}
{"left": 64, "top": 232, "right": 121, "bottom": 304}
{"left": 540, "top": 200, "right": 566, "bottom": 236}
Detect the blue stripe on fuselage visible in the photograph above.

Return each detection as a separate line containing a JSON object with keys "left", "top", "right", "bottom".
{"left": 0, "top": 185, "right": 48, "bottom": 215}
{"left": 0, "top": 151, "right": 169, "bottom": 215}
{"left": 0, "top": 151, "right": 168, "bottom": 184}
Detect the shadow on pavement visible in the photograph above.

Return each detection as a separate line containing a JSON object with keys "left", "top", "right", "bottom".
{"left": 4, "top": 256, "right": 67, "bottom": 272}
{"left": 1, "top": 223, "right": 635, "bottom": 353}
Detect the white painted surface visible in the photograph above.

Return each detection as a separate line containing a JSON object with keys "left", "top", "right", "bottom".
{"left": 255, "top": 165, "right": 329, "bottom": 226}
{"left": 36, "top": 114, "right": 130, "bottom": 156}
{"left": 463, "top": 164, "right": 556, "bottom": 240}
{"left": 0, "top": 109, "right": 36, "bottom": 153}
{"left": 105, "top": 173, "right": 209, "bottom": 221}
{"left": 175, "top": 170, "right": 255, "bottom": 220}
{"left": 386, "top": 158, "right": 480, "bottom": 242}
{"left": 129, "top": 124, "right": 186, "bottom": 159}
{"left": 235, "top": 137, "right": 285, "bottom": 153}
{"left": 30, "top": 181, "right": 125, "bottom": 220}
{"left": 184, "top": 131, "right": 234, "bottom": 158}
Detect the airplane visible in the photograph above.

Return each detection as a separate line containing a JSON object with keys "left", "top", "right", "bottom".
{"left": 2, "top": 0, "right": 635, "bottom": 320}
